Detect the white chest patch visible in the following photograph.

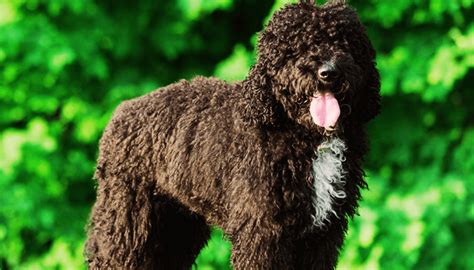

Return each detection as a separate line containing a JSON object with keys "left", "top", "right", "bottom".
{"left": 311, "top": 137, "right": 347, "bottom": 228}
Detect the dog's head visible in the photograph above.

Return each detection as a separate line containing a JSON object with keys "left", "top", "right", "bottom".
{"left": 242, "top": 0, "right": 380, "bottom": 134}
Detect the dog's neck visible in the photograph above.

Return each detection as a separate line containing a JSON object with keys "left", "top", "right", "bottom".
{"left": 311, "top": 136, "right": 347, "bottom": 228}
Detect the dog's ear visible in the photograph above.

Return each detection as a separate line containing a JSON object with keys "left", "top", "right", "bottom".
{"left": 344, "top": 13, "right": 381, "bottom": 124}
{"left": 241, "top": 62, "right": 279, "bottom": 127}
{"left": 355, "top": 65, "right": 381, "bottom": 123}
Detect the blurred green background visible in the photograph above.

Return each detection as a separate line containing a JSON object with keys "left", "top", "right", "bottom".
{"left": 0, "top": 0, "right": 473, "bottom": 269}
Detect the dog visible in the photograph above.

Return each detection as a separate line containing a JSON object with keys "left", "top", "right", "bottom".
{"left": 85, "top": 0, "right": 380, "bottom": 269}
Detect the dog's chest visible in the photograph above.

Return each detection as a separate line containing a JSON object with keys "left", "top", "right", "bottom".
{"left": 310, "top": 137, "right": 347, "bottom": 228}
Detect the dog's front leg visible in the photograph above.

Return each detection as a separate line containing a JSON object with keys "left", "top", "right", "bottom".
{"left": 228, "top": 218, "right": 296, "bottom": 270}
{"left": 294, "top": 221, "right": 347, "bottom": 270}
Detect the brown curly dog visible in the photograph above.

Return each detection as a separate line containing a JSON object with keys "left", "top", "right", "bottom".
{"left": 85, "top": 0, "right": 380, "bottom": 269}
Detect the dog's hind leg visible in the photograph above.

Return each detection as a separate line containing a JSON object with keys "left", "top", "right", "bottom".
{"left": 85, "top": 173, "right": 159, "bottom": 269}
{"left": 85, "top": 172, "right": 210, "bottom": 270}
{"left": 149, "top": 195, "right": 211, "bottom": 270}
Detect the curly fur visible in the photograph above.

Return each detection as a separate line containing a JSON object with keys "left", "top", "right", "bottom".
{"left": 312, "top": 137, "right": 347, "bottom": 228}
{"left": 85, "top": 1, "right": 380, "bottom": 269}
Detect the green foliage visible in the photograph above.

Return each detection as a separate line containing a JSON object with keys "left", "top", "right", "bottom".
{"left": 0, "top": 0, "right": 473, "bottom": 269}
{"left": 194, "top": 229, "right": 232, "bottom": 270}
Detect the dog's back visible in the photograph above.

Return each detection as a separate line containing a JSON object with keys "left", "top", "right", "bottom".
{"left": 95, "top": 76, "right": 262, "bottom": 224}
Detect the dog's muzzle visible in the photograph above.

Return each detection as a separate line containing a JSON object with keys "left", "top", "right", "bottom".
{"left": 317, "top": 62, "right": 340, "bottom": 84}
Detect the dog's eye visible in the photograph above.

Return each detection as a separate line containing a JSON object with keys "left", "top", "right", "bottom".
{"left": 297, "top": 64, "right": 311, "bottom": 73}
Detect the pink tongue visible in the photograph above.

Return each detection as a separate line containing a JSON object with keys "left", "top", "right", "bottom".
{"left": 310, "top": 92, "right": 340, "bottom": 129}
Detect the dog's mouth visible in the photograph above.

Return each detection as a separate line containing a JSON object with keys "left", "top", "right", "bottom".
{"left": 309, "top": 91, "right": 340, "bottom": 132}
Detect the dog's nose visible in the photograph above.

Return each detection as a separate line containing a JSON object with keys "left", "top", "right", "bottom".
{"left": 318, "top": 63, "right": 340, "bottom": 83}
